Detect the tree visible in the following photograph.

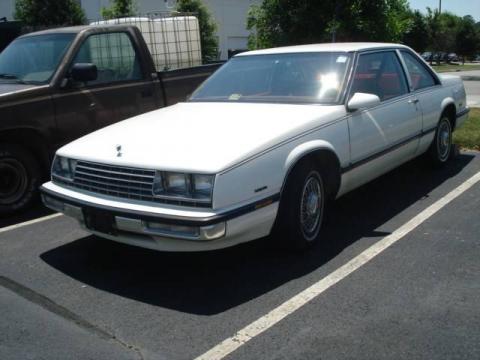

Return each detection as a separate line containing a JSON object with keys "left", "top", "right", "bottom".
{"left": 425, "top": 8, "right": 460, "bottom": 63}
{"left": 246, "top": 0, "right": 412, "bottom": 50}
{"left": 101, "top": 0, "right": 136, "bottom": 20}
{"left": 176, "top": 0, "right": 218, "bottom": 62}
{"left": 456, "top": 16, "right": 479, "bottom": 64}
{"left": 14, "top": 0, "right": 86, "bottom": 27}
{"left": 402, "top": 10, "right": 429, "bottom": 53}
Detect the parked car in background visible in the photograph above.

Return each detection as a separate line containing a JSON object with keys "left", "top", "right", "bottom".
{"left": 421, "top": 51, "right": 433, "bottom": 62}
{"left": 41, "top": 43, "right": 469, "bottom": 252}
{"left": 446, "top": 53, "right": 458, "bottom": 63}
{"left": 0, "top": 20, "right": 221, "bottom": 215}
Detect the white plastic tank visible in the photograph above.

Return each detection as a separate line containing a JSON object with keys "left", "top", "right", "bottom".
{"left": 91, "top": 16, "right": 202, "bottom": 71}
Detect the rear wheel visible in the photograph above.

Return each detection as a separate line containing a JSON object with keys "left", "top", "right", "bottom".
{"left": 274, "top": 161, "right": 326, "bottom": 250}
{"left": 429, "top": 116, "right": 452, "bottom": 167}
{"left": 0, "top": 144, "right": 41, "bottom": 215}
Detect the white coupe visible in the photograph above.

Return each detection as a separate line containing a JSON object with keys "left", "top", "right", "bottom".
{"left": 41, "top": 43, "right": 469, "bottom": 252}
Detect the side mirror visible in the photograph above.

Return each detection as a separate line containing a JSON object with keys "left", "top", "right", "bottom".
{"left": 347, "top": 92, "right": 381, "bottom": 112}
{"left": 70, "top": 63, "right": 97, "bottom": 82}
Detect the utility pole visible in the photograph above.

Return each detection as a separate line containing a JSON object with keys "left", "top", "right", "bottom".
{"left": 439, "top": 0, "right": 442, "bottom": 14}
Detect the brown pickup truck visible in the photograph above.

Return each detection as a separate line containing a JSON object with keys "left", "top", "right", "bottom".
{"left": 0, "top": 25, "right": 221, "bottom": 215}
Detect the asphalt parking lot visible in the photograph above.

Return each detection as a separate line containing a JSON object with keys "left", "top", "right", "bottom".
{"left": 1, "top": 150, "right": 480, "bottom": 360}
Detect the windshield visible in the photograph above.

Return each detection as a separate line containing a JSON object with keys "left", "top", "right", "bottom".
{"left": 190, "top": 52, "right": 352, "bottom": 104}
{"left": 0, "top": 33, "right": 75, "bottom": 84}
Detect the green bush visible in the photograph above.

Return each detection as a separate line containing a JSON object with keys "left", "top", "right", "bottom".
{"left": 101, "top": 0, "right": 137, "bottom": 20}
{"left": 176, "top": 0, "right": 219, "bottom": 62}
{"left": 15, "top": 0, "right": 86, "bottom": 26}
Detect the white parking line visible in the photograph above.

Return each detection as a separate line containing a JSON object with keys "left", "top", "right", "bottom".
{"left": 0, "top": 213, "right": 63, "bottom": 234}
{"left": 195, "top": 171, "right": 480, "bottom": 360}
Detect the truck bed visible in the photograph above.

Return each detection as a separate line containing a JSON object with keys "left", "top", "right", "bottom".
{"left": 159, "top": 63, "right": 223, "bottom": 105}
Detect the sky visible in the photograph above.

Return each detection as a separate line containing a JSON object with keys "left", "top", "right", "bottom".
{"left": 408, "top": 0, "right": 480, "bottom": 21}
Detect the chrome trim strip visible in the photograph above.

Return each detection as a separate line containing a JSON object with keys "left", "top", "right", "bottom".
{"left": 40, "top": 186, "right": 280, "bottom": 227}
{"left": 219, "top": 116, "right": 347, "bottom": 175}
{"left": 74, "top": 170, "right": 153, "bottom": 185}
{"left": 74, "top": 164, "right": 155, "bottom": 179}
{"left": 456, "top": 107, "right": 470, "bottom": 118}
{"left": 115, "top": 216, "right": 226, "bottom": 241}
{"left": 341, "top": 127, "right": 436, "bottom": 174}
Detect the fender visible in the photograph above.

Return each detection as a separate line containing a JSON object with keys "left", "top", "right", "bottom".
{"left": 284, "top": 140, "right": 338, "bottom": 172}
{"left": 282, "top": 140, "right": 342, "bottom": 199}
{"left": 440, "top": 97, "right": 455, "bottom": 114}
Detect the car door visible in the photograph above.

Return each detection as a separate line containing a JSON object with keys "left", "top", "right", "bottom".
{"left": 53, "top": 31, "right": 158, "bottom": 146}
{"left": 345, "top": 50, "right": 422, "bottom": 188}
{"left": 399, "top": 50, "right": 444, "bottom": 153}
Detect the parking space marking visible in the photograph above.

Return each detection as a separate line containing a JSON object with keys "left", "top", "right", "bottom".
{"left": 195, "top": 171, "right": 480, "bottom": 360}
{"left": 0, "top": 213, "right": 63, "bottom": 234}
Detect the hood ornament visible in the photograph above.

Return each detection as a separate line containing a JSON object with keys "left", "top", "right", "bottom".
{"left": 116, "top": 145, "right": 122, "bottom": 157}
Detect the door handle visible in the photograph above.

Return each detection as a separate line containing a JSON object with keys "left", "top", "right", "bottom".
{"left": 408, "top": 99, "right": 419, "bottom": 104}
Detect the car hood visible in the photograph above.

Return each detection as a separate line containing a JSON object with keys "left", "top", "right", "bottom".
{"left": 0, "top": 82, "right": 39, "bottom": 97}
{"left": 58, "top": 102, "right": 345, "bottom": 173}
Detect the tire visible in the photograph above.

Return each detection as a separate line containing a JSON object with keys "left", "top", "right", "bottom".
{"left": 273, "top": 161, "right": 326, "bottom": 250}
{"left": 429, "top": 115, "right": 452, "bottom": 167}
{"left": 0, "top": 144, "right": 41, "bottom": 215}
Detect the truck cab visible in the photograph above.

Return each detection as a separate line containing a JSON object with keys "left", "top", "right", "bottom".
{"left": 0, "top": 25, "right": 220, "bottom": 215}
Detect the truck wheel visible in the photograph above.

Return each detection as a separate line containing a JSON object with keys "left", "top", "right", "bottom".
{"left": 429, "top": 115, "right": 452, "bottom": 167}
{"left": 0, "top": 144, "right": 41, "bottom": 215}
{"left": 274, "top": 161, "right": 326, "bottom": 250}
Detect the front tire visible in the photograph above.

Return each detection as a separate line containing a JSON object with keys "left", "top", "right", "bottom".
{"left": 429, "top": 116, "right": 452, "bottom": 166}
{"left": 274, "top": 161, "right": 326, "bottom": 250}
{"left": 0, "top": 144, "right": 41, "bottom": 215}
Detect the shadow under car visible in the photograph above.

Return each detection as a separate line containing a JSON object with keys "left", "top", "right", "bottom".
{"left": 40, "top": 152, "right": 475, "bottom": 315}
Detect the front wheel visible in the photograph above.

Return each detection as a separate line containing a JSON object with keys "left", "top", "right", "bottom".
{"left": 0, "top": 144, "right": 41, "bottom": 215}
{"left": 273, "top": 161, "right": 326, "bottom": 250}
{"left": 429, "top": 116, "right": 452, "bottom": 166}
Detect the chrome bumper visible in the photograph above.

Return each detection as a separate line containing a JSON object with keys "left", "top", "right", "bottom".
{"left": 41, "top": 190, "right": 226, "bottom": 242}
{"left": 40, "top": 182, "right": 280, "bottom": 251}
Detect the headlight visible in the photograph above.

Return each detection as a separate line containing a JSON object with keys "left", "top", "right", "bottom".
{"left": 51, "top": 156, "right": 77, "bottom": 181}
{"left": 153, "top": 172, "right": 214, "bottom": 202}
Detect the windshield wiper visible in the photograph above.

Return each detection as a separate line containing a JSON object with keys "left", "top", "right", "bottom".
{"left": 0, "top": 73, "right": 29, "bottom": 84}
{"left": 0, "top": 73, "right": 19, "bottom": 79}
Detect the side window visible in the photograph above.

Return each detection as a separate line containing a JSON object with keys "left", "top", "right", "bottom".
{"left": 351, "top": 51, "right": 408, "bottom": 101}
{"left": 401, "top": 51, "right": 437, "bottom": 91}
{"left": 71, "top": 32, "right": 142, "bottom": 85}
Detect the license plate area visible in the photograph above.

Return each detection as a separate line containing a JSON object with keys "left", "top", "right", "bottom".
{"left": 83, "top": 208, "right": 117, "bottom": 235}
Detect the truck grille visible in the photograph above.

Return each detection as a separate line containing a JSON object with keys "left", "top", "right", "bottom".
{"left": 53, "top": 161, "right": 211, "bottom": 208}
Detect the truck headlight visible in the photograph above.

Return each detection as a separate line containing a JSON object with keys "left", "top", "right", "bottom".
{"left": 153, "top": 172, "right": 214, "bottom": 202}
{"left": 52, "top": 156, "right": 77, "bottom": 181}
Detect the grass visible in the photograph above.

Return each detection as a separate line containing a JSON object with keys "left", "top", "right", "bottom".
{"left": 453, "top": 108, "right": 480, "bottom": 150}
{"left": 432, "top": 64, "right": 480, "bottom": 73}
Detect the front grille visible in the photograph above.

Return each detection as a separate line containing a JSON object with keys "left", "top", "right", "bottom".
{"left": 53, "top": 161, "right": 211, "bottom": 208}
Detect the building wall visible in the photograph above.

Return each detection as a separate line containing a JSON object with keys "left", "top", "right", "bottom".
{"left": 0, "top": 0, "right": 15, "bottom": 20}
{"left": 203, "top": 0, "right": 260, "bottom": 59}
{"left": 0, "top": 0, "right": 260, "bottom": 60}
